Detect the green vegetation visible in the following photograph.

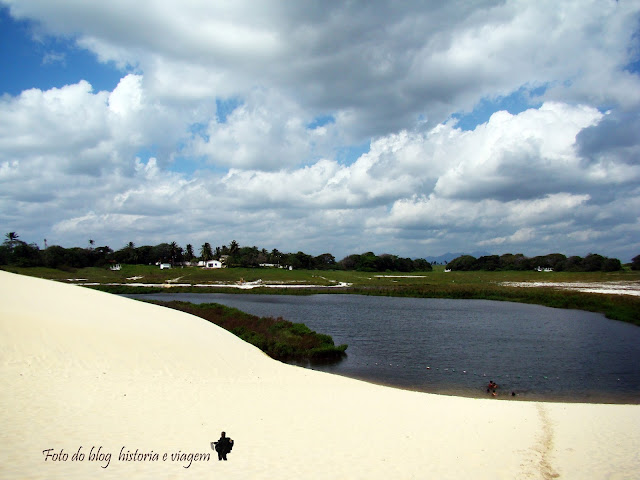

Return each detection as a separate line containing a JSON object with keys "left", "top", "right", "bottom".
{"left": 148, "top": 300, "right": 347, "bottom": 362}
{"left": 335, "top": 251, "right": 431, "bottom": 272}
{"left": 447, "top": 252, "right": 622, "bottom": 272}
{"left": 0, "top": 233, "right": 431, "bottom": 271}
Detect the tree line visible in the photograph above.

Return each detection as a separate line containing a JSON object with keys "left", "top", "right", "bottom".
{"left": 446, "top": 253, "right": 629, "bottom": 272}
{"left": 0, "top": 232, "right": 432, "bottom": 272}
{"left": 3, "top": 232, "right": 636, "bottom": 272}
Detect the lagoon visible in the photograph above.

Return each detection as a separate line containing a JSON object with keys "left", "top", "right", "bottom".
{"left": 126, "top": 293, "right": 640, "bottom": 403}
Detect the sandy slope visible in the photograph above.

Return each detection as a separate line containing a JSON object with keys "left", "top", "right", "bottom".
{"left": 1, "top": 270, "right": 638, "bottom": 479}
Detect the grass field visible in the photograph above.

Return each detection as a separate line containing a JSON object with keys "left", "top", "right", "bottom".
{"left": 3, "top": 264, "right": 640, "bottom": 325}
{"left": 3, "top": 263, "right": 639, "bottom": 284}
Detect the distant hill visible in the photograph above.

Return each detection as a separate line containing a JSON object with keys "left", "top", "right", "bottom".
{"left": 423, "top": 251, "right": 491, "bottom": 264}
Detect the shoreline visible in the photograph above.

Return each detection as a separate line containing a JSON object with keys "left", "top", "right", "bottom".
{"left": 294, "top": 364, "right": 640, "bottom": 406}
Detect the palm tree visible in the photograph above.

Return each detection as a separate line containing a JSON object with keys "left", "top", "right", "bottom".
{"left": 4, "top": 232, "right": 19, "bottom": 249}
{"left": 125, "top": 241, "right": 137, "bottom": 264}
{"left": 4, "top": 232, "right": 21, "bottom": 250}
{"left": 200, "top": 242, "right": 213, "bottom": 262}
{"left": 169, "top": 241, "right": 179, "bottom": 266}
{"left": 185, "top": 244, "right": 194, "bottom": 262}
{"left": 88, "top": 239, "right": 95, "bottom": 250}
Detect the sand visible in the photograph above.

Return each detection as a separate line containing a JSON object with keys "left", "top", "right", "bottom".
{"left": 1, "top": 270, "right": 639, "bottom": 479}
{"left": 501, "top": 281, "right": 640, "bottom": 297}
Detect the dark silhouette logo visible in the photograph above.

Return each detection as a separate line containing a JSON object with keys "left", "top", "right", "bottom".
{"left": 211, "top": 431, "right": 234, "bottom": 461}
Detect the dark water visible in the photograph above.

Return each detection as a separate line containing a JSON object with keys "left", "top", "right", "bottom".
{"left": 127, "top": 293, "right": 640, "bottom": 403}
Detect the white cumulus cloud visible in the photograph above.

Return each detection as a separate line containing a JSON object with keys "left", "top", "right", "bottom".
{"left": 1, "top": 0, "right": 639, "bottom": 260}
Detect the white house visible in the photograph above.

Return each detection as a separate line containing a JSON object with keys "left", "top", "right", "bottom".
{"left": 159, "top": 263, "right": 172, "bottom": 269}
{"left": 203, "top": 260, "right": 222, "bottom": 269}
{"left": 535, "top": 266, "right": 553, "bottom": 272}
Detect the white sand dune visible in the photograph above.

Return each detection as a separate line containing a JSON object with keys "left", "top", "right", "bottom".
{"left": 1, "top": 270, "right": 639, "bottom": 479}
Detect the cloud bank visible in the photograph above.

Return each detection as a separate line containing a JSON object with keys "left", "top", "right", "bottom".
{"left": 1, "top": 0, "right": 639, "bottom": 260}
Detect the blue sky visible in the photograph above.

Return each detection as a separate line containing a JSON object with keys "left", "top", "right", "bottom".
{"left": 452, "top": 86, "right": 547, "bottom": 131}
{"left": 1, "top": 1, "right": 639, "bottom": 261}
{"left": 0, "top": 7, "right": 123, "bottom": 95}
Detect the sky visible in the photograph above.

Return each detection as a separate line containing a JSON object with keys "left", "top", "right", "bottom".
{"left": 1, "top": 1, "right": 639, "bottom": 262}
